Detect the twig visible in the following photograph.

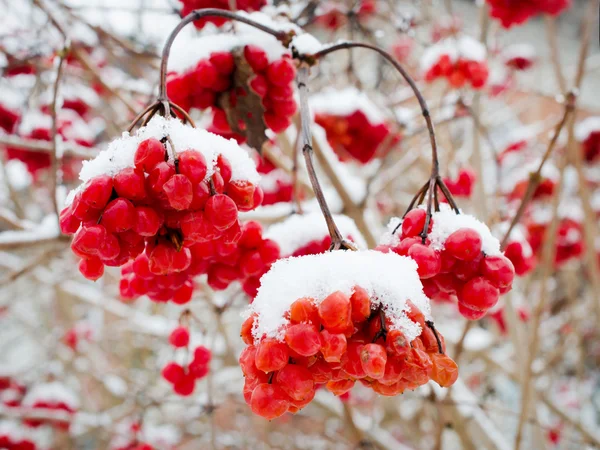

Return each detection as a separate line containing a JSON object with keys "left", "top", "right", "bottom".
{"left": 50, "top": 42, "right": 68, "bottom": 222}
{"left": 297, "top": 66, "right": 356, "bottom": 251}
{"left": 500, "top": 92, "right": 576, "bottom": 249}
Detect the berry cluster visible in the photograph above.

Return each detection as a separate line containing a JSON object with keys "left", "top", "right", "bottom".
{"left": 60, "top": 117, "right": 261, "bottom": 282}
{"left": 486, "top": 0, "right": 571, "bottom": 28}
{"left": 442, "top": 167, "right": 476, "bottom": 199}
{"left": 422, "top": 37, "right": 489, "bottom": 89}
{"left": 162, "top": 344, "right": 212, "bottom": 396}
{"left": 314, "top": 1, "right": 376, "bottom": 31}
{"left": 21, "top": 382, "right": 79, "bottom": 431}
{"left": 381, "top": 206, "right": 515, "bottom": 319}
{"left": 167, "top": 46, "right": 297, "bottom": 140}
{"left": 0, "top": 422, "right": 41, "bottom": 450}
{"left": 496, "top": 224, "right": 536, "bottom": 277}
{"left": 178, "top": 0, "right": 267, "bottom": 30}
{"left": 5, "top": 109, "right": 94, "bottom": 178}
{"left": 527, "top": 217, "right": 584, "bottom": 267}
{"left": 315, "top": 111, "right": 400, "bottom": 164}
{"left": 240, "top": 293, "right": 456, "bottom": 419}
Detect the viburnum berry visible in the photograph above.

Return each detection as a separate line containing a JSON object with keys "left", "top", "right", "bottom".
{"left": 318, "top": 291, "right": 352, "bottom": 333}
{"left": 285, "top": 323, "right": 321, "bottom": 357}
{"left": 134, "top": 138, "right": 165, "bottom": 172}
{"left": 444, "top": 228, "right": 482, "bottom": 261}
{"left": 169, "top": 326, "right": 190, "bottom": 348}
{"left": 250, "top": 383, "right": 290, "bottom": 420}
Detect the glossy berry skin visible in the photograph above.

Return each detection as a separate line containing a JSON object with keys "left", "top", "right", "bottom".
{"left": 444, "top": 228, "right": 482, "bottom": 261}
{"left": 402, "top": 209, "right": 427, "bottom": 237}
{"left": 255, "top": 338, "right": 289, "bottom": 373}
{"left": 134, "top": 138, "right": 165, "bottom": 172}
{"left": 319, "top": 330, "right": 347, "bottom": 363}
{"left": 408, "top": 244, "right": 441, "bottom": 279}
{"left": 350, "top": 286, "right": 371, "bottom": 323}
{"left": 276, "top": 364, "right": 315, "bottom": 401}
{"left": 285, "top": 323, "right": 321, "bottom": 357}
{"left": 480, "top": 255, "right": 515, "bottom": 288}
{"left": 318, "top": 291, "right": 352, "bottom": 333}
{"left": 360, "top": 343, "right": 387, "bottom": 379}
{"left": 459, "top": 277, "right": 499, "bottom": 311}
{"left": 250, "top": 383, "right": 290, "bottom": 420}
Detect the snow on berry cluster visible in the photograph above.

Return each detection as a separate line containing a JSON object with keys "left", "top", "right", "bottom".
{"left": 264, "top": 212, "right": 366, "bottom": 257}
{"left": 60, "top": 116, "right": 260, "bottom": 282}
{"left": 380, "top": 204, "right": 515, "bottom": 319}
{"left": 421, "top": 36, "right": 489, "bottom": 89}
{"left": 178, "top": 0, "right": 267, "bottom": 30}
{"left": 167, "top": 14, "right": 299, "bottom": 141}
{"left": 239, "top": 250, "right": 458, "bottom": 419}
{"left": 311, "top": 88, "right": 400, "bottom": 164}
{"left": 162, "top": 326, "right": 211, "bottom": 396}
{"left": 575, "top": 117, "right": 600, "bottom": 163}
{"left": 486, "top": 0, "right": 571, "bottom": 28}
{"left": 0, "top": 421, "right": 49, "bottom": 450}
{"left": 21, "top": 381, "right": 79, "bottom": 430}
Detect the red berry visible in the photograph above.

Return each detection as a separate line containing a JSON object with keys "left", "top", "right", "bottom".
{"left": 480, "top": 255, "right": 515, "bottom": 288}
{"left": 205, "top": 194, "right": 238, "bottom": 231}
{"left": 360, "top": 343, "right": 387, "bottom": 379}
{"left": 78, "top": 257, "right": 104, "bottom": 281}
{"left": 244, "top": 45, "right": 269, "bottom": 72}
{"left": 255, "top": 338, "right": 289, "bottom": 373}
{"left": 318, "top": 291, "right": 352, "bottom": 333}
{"left": 173, "top": 281, "right": 194, "bottom": 304}
{"left": 285, "top": 323, "right": 321, "bottom": 357}
{"left": 350, "top": 286, "right": 371, "bottom": 323}
{"left": 169, "top": 326, "right": 190, "bottom": 348}
{"left": 178, "top": 150, "right": 207, "bottom": 184}
{"left": 326, "top": 379, "right": 355, "bottom": 396}
{"left": 386, "top": 329, "right": 410, "bottom": 357}
{"left": 162, "top": 362, "right": 184, "bottom": 384}
{"left": 148, "top": 161, "right": 175, "bottom": 193}
{"left": 101, "top": 198, "right": 135, "bottom": 233}
{"left": 250, "top": 383, "right": 290, "bottom": 420}
{"left": 289, "top": 297, "right": 320, "bottom": 325}
{"left": 276, "top": 364, "right": 315, "bottom": 401}
{"left": 459, "top": 277, "right": 499, "bottom": 311}
{"left": 402, "top": 209, "right": 427, "bottom": 237}
{"left": 173, "top": 373, "right": 195, "bottom": 396}
{"left": 458, "top": 302, "right": 487, "bottom": 320}
{"left": 266, "top": 59, "right": 296, "bottom": 86}
{"left": 80, "top": 175, "right": 113, "bottom": 209}
{"left": 408, "top": 243, "right": 441, "bottom": 279}
{"left": 113, "top": 168, "right": 146, "bottom": 201}
{"left": 134, "top": 138, "right": 165, "bottom": 172}
{"left": 444, "top": 228, "right": 482, "bottom": 261}
{"left": 133, "top": 206, "right": 163, "bottom": 236}
{"left": 163, "top": 174, "right": 193, "bottom": 210}
{"left": 319, "top": 330, "right": 347, "bottom": 363}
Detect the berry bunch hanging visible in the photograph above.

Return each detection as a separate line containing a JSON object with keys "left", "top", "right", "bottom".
{"left": 166, "top": 19, "right": 299, "bottom": 150}
{"left": 60, "top": 116, "right": 261, "bottom": 282}
{"left": 311, "top": 88, "right": 400, "bottom": 164}
{"left": 239, "top": 251, "right": 457, "bottom": 419}
{"left": 526, "top": 216, "right": 584, "bottom": 267}
{"left": 486, "top": 0, "right": 571, "bottom": 28}
{"left": 421, "top": 36, "right": 489, "bottom": 89}
{"left": 381, "top": 204, "right": 515, "bottom": 320}
{"left": 162, "top": 340, "right": 212, "bottom": 396}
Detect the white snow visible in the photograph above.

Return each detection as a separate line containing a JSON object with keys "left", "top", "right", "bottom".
{"left": 493, "top": 222, "right": 533, "bottom": 258}
{"left": 310, "top": 87, "right": 386, "bottom": 124}
{"left": 22, "top": 381, "right": 79, "bottom": 409}
{"left": 169, "top": 11, "right": 300, "bottom": 74}
{"left": 420, "top": 36, "right": 486, "bottom": 72}
{"left": 381, "top": 204, "right": 501, "bottom": 256}
{"left": 501, "top": 43, "right": 536, "bottom": 63}
{"left": 575, "top": 116, "right": 600, "bottom": 142}
{"left": 248, "top": 250, "right": 431, "bottom": 343}
{"left": 291, "top": 33, "right": 323, "bottom": 54}
{"left": 67, "top": 115, "right": 259, "bottom": 205}
{"left": 264, "top": 212, "right": 367, "bottom": 256}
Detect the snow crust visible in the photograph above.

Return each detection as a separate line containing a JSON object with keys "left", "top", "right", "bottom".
{"left": 264, "top": 212, "right": 367, "bottom": 256}
{"left": 169, "top": 11, "right": 303, "bottom": 73}
{"left": 67, "top": 116, "right": 259, "bottom": 205}
{"left": 381, "top": 204, "right": 501, "bottom": 256}
{"left": 291, "top": 33, "right": 323, "bottom": 54}
{"left": 22, "top": 381, "right": 79, "bottom": 409}
{"left": 248, "top": 250, "right": 431, "bottom": 343}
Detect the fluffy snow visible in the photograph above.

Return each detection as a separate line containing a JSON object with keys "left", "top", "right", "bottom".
{"left": 575, "top": 116, "right": 600, "bottom": 142}
{"left": 264, "top": 212, "right": 367, "bottom": 256}
{"left": 67, "top": 115, "right": 259, "bottom": 205}
{"left": 291, "top": 33, "right": 323, "bottom": 54}
{"left": 248, "top": 250, "right": 431, "bottom": 343}
{"left": 381, "top": 204, "right": 501, "bottom": 256}
{"left": 22, "top": 381, "right": 79, "bottom": 409}
{"left": 310, "top": 87, "right": 386, "bottom": 124}
{"left": 420, "top": 36, "right": 486, "bottom": 72}
{"left": 169, "top": 11, "right": 302, "bottom": 73}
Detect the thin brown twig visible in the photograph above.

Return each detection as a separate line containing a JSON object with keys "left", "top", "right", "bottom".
{"left": 500, "top": 92, "right": 576, "bottom": 249}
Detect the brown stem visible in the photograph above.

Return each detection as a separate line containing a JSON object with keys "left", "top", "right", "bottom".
{"left": 500, "top": 92, "right": 576, "bottom": 250}
{"left": 314, "top": 41, "right": 439, "bottom": 177}
{"left": 426, "top": 320, "right": 443, "bottom": 354}
{"left": 158, "top": 8, "right": 290, "bottom": 105}
{"left": 297, "top": 66, "right": 356, "bottom": 251}
{"left": 50, "top": 44, "right": 68, "bottom": 224}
